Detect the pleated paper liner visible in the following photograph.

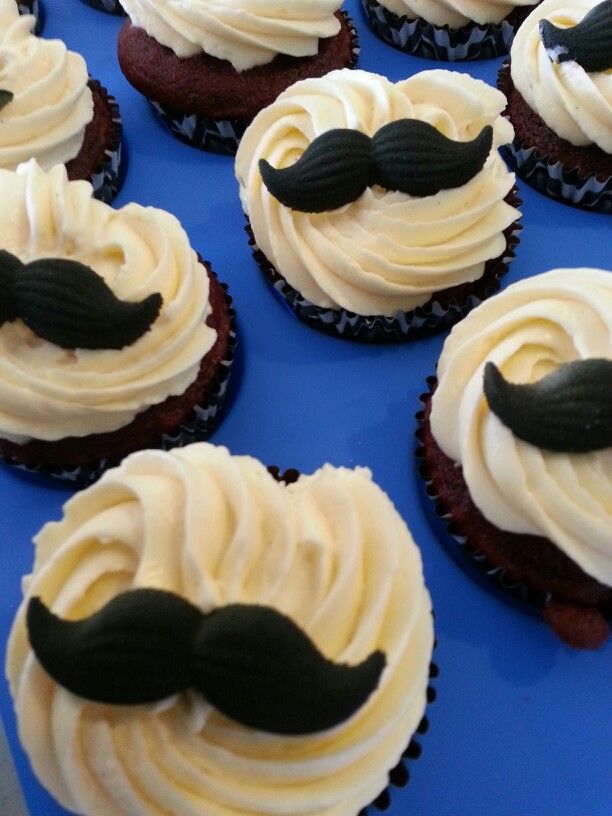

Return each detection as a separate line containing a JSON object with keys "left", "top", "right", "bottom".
{"left": 415, "top": 380, "right": 612, "bottom": 649}
{"left": 83, "top": 0, "right": 125, "bottom": 14}
{"left": 360, "top": 0, "right": 539, "bottom": 61}
{"left": 1, "top": 270, "right": 237, "bottom": 488}
{"left": 497, "top": 62, "right": 611, "bottom": 214}
{"left": 84, "top": 79, "right": 123, "bottom": 205}
{"left": 269, "top": 465, "right": 437, "bottom": 815}
{"left": 148, "top": 12, "right": 360, "bottom": 157}
{"left": 17, "top": 0, "right": 44, "bottom": 33}
{"left": 246, "top": 188, "right": 522, "bottom": 344}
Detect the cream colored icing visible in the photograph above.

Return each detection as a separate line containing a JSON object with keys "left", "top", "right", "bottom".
{"left": 236, "top": 69, "right": 519, "bottom": 317}
{"left": 0, "top": 0, "right": 93, "bottom": 170}
{"left": 430, "top": 268, "right": 612, "bottom": 587}
{"left": 511, "top": 0, "right": 612, "bottom": 152}
{"left": 0, "top": 160, "right": 216, "bottom": 444}
{"left": 377, "top": 0, "right": 535, "bottom": 27}
{"left": 120, "top": 0, "right": 344, "bottom": 72}
{"left": 6, "top": 443, "right": 434, "bottom": 816}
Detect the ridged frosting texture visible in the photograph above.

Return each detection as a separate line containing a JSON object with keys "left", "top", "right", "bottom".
{"left": 236, "top": 69, "right": 519, "bottom": 317}
{"left": 430, "top": 268, "right": 612, "bottom": 587}
{"left": 510, "top": 0, "right": 612, "bottom": 152}
{"left": 0, "top": 160, "right": 216, "bottom": 443}
{"left": 0, "top": 0, "right": 93, "bottom": 170}
{"left": 6, "top": 443, "right": 434, "bottom": 816}
{"left": 377, "top": 0, "right": 535, "bottom": 27}
{"left": 120, "top": 0, "right": 343, "bottom": 72}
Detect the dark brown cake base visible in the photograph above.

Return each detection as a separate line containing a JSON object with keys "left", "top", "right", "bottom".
{"left": 0, "top": 263, "right": 236, "bottom": 478}
{"left": 417, "top": 383, "right": 611, "bottom": 649}
{"left": 118, "top": 11, "right": 357, "bottom": 123}
{"left": 65, "top": 79, "right": 123, "bottom": 204}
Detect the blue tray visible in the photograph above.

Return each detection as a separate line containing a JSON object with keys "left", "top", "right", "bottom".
{"left": 1, "top": 2, "right": 610, "bottom": 814}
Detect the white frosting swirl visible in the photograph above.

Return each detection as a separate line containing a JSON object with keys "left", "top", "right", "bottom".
{"left": 0, "top": 0, "right": 93, "bottom": 170}
{"left": 511, "top": 0, "right": 612, "bottom": 151}
{"left": 430, "top": 268, "right": 612, "bottom": 587}
{"left": 120, "top": 0, "right": 344, "bottom": 72}
{"left": 6, "top": 443, "right": 434, "bottom": 816}
{"left": 0, "top": 160, "right": 216, "bottom": 443}
{"left": 236, "top": 69, "right": 519, "bottom": 317}
{"left": 378, "top": 0, "right": 535, "bottom": 27}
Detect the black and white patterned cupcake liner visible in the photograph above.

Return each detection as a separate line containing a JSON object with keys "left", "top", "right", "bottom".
{"left": 360, "top": 0, "right": 535, "bottom": 61}
{"left": 84, "top": 0, "right": 125, "bottom": 15}
{"left": 17, "top": 0, "right": 44, "bottom": 33}
{"left": 148, "top": 12, "right": 360, "bottom": 157}
{"left": 88, "top": 79, "right": 123, "bottom": 205}
{"left": 246, "top": 193, "right": 521, "bottom": 344}
{"left": 1, "top": 279, "right": 237, "bottom": 488}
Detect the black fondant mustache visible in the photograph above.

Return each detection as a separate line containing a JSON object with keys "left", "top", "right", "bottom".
{"left": 27, "top": 589, "right": 386, "bottom": 735}
{"left": 484, "top": 359, "right": 612, "bottom": 453}
{"left": 0, "top": 90, "right": 13, "bottom": 112}
{"left": 258, "top": 118, "right": 494, "bottom": 213}
{"left": 0, "top": 250, "right": 162, "bottom": 350}
{"left": 540, "top": 0, "right": 612, "bottom": 74}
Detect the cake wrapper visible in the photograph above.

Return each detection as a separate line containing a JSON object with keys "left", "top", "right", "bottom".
{"left": 148, "top": 12, "right": 360, "bottom": 157}
{"left": 246, "top": 189, "right": 522, "bottom": 344}
{"left": 17, "top": 0, "right": 44, "bottom": 33}
{"left": 497, "top": 63, "right": 611, "bottom": 213}
{"left": 2, "top": 277, "right": 237, "bottom": 488}
{"left": 360, "top": 0, "right": 533, "bottom": 61}
{"left": 84, "top": 0, "right": 125, "bottom": 14}
{"left": 88, "top": 79, "right": 123, "bottom": 205}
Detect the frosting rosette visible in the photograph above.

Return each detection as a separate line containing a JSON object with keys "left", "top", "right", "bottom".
{"left": 0, "top": 160, "right": 216, "bottom": 443}
{"left": 0, "top": 0, "right": 93, "bottom": 169}
{"left": 236, "top": 68, "right": 519, "bottom": 317}
{"left": 6, "top": 443, "right": 434, "bottom": 816}
{"left": 119, "top": 0, "right": 344, "bottom": 71}
{"left": 430, "top": 268, "right": 612, "bottom": 587}
{"left": 377, "top": 0, "right": 535, "bottom": 27}
{"left": 510, "top": 0, "right": 612, "bottom": 152}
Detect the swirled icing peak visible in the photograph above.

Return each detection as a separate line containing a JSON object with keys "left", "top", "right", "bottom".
{"left": 6, "top": 442, "right": 434, "bottom": 816}
{"left": 430, "top": 268, "right": 612, "bottom": 587}
{"left": 511, "top": 0, "right": 612, "bottom": 151}
{"left": 377, "top": 0, "right": 536, "bottom": 28}
{"left": 120, "top": 0, "right": 344, "bottom": 71}
{"left": 0, "top": 0, "right": 93, "bottom": 169}
{"left": 0, "top": 160, "right": 216, "bottom": 443}
{"left": 236, "top": 68, "right": 519, "bottom": 317}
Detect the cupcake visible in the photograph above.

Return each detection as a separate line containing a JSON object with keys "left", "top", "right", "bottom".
{"left": 16, "top": 0, "right": 43, "bottom": 32}
{"left": 0, "top": 160, "right": 236, "bottom": 484}
{"left": 417, "top": 268, "right": 612, "bottom": 649}
{"left": 361, "top": 0, "right": 541, "bottom": 61}
{"left": 236, "top": 68, "right": 522, "bottom": 343}
{"left": 498, "top": 0, "right": 611, "bottom": 212}
{"left": 0, "top": 0, "right": 122, "bottom": 202}
{"left": 117, "top": 0, "right": 359, "bottom": 156}
{"left": 6, "top": 442, "right": 435, "bottom": 816}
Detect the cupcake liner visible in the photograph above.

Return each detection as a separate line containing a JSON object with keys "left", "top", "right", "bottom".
{"left": 1, "top": 277, "right": 237, "bottom": 488}
{"left": 148, "top": 12, "right": 360, "bottom": 157}
{"left": 360, "top": 0, "right": 533, "bottom": 61}
{"left": 88, "top": 79, "right": 123, "bottom": 205}
{"left": 246, "top": 189, "right": 521, "bottom": 343}
{"left": 497, "top": 64, "right": 611, "bottom": 213}
{"left": 17, "top": 0, "right": 44, "bottom": 33}
{"left": 83, "top": 0, "right": 125, "bottom": 14}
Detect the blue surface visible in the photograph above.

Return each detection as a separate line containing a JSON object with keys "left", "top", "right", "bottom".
{"left": 1, "top": 2, "right": 611, "bottom": 814}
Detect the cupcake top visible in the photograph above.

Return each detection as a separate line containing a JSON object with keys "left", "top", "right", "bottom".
{"left": 510, "top": 0, "right": 612, "bottom": 152}
{"left": 119, "top": 0, "right": 345, "bottom": 72}
{"left": 6, "top": 442, "right": 434, "bottom": 816}
{"left": 0, "top": 0, "right": 93, "bottom": 170}
{"left": 377, "top": 0, "right": 536, "bottom": 28}
{"left": 236, "top": 68, "right": 519, "bottom": 317}
{"left": 430, "top": 268, "right": 612, "bottom": 587}
{"left": 0, "top": 160, "right": 216, "bottom": 444}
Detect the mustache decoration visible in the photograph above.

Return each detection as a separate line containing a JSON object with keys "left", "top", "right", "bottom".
{"left": 0, "top": 250, "right": 162, "bottom": 350}
{"left": 0, "top": 90, "right": 13, "bottom": 111}
{"left": 26, "top": 588, "right": 386, "bottom": 735}
{"left": 483, "top": 359, "right": 612, "bottom": 453}
{"left": 539, "top": 0, "right": 612, "bottom": 73}
{"left": 259, "top": 119, "right": 494, "bottom": 213}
